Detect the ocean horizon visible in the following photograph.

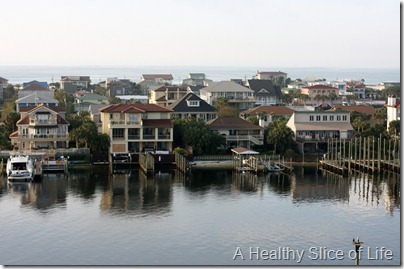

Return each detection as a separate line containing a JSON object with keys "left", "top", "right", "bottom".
{"left": 0, "top": 65, "right": 400, "bottom": 85}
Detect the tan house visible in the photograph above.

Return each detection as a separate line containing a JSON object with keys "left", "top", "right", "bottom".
{"left": 149, "top": 85, "right": 188, "bottom": 107}
{"left": 99, "top": 103, "right": 173, "bottom": 153}
{"left": 301, "top": 85, "right": 339, "bottom": 100}
{"left": 241, "top": 105, "right": 295, "bottom": 127}
{"left": 10, "top": 104, "right": 70, "bottom": 150}
{"left": 206, "top": 116, "right": 264, "bottom": 149}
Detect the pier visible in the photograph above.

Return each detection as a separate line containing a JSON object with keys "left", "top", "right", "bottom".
{"left": 319, "top": 136, "right": 400, "bottom": 175}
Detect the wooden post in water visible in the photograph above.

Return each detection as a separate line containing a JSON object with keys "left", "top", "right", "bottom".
{"left": 367, "top": 137, "right": 371, "bottom": 170}
{"left": 348, "top": 139, "right": 352, "bottom": 174}
{"left": 339, "top": 137, "right": 342, "bottom": 166}
{"left": 372, "top": 137, "right": 375, "bottom": 172}
{"left": 358, "top": 137, "right": 362, "bottom": 167}
{"left": 388, "top": 139, "right": 391, "bottom": 167}
{"left": 377, "top": 136, "right": 381, "bottom": 172}
{"left": 363, "top": 137, "right": 366, "bottom": 168}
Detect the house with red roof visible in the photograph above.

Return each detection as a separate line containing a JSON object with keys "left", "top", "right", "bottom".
{"left": 301, "top": 85, "right": 340, "bottom": 100}
{"left": 10, "top": 104, "right": 70, "bottom": 150}
{"left": 99, "top": 103, "right": 173, "bottom": 153}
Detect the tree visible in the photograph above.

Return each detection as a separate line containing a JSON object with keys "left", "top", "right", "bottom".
{"left": 373, "top": 107, "right": 387, "bottom": 125}
{"left": 109, "top": 97, "right": 121, "bottom": 104}
{"left": 213, "top": 97, "right": 229, "bottom": 111}
{"left": 266, "top": 118, "right": 294, "bottom": 154}
{"left": 280, "top": 93, "right": 293, "bottom": 105}
{"left": 328, "top": 91, "right": 338, "bottom": 103}
{"left": 3, "top": 84, "right": 16, "bottom": 101}
{"left": 388, "top": 120, "right": 400, "bottom": 137}
{"left": 218, "top": 105, "right": 239, "bottom": 117}
{"left": 89, "top": 133, "right": 110, "bottom": 154}
{"left": 246, "top": 115, "right": 259, "bottom": 126}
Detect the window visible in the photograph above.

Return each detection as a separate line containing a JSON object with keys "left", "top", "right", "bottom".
{"left": 342, "top": 115, "right": 347, "bottom": 121}
{"left": 309, "top": 115, "right": 314, "bottom": 121}
{"left": 316, "top": 115, "right": 321, "bottom": 121}
{"left": 129, "top": 114, "right": 138, "bottom": 123}
{"left": 112, "top": 128, "right": 124, "bottom": 139}
{"left": 323, "top": 115, "right": 327, "bottom": 121}
{"left": 330, "top": 115, "right": 334, "bottom": 121}
{"left": 187, "top": 100, "right": 200, "bottom": 107}
{"left": 110, "top": 113, "right": 113, "bottom": 119}
{"left": 337, "top": 115, "right": 341, "bottom": 121}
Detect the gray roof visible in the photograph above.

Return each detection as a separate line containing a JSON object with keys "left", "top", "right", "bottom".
{"left": 88, "top": 104, "right": 110, "bottom": 115}
{"left": 16, "top": 92, "right": 58, "bottom": 104}
{"left": 247, "top": 79, "right": 281, "bottom": 97}
{"left": 200, "top": 81, "right": 253, "bottom": 93}
{"left": 168, "top": 92, "right": 216, "bottom": 113}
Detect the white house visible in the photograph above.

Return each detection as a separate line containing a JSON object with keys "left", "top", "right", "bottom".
{"left": 386, "top": 95, "right": 400, "bottom": 130}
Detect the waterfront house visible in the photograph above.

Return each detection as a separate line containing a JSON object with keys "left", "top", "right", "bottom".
{"left": 346, "top": 83, "right": 366, "bottom": 99}
{"left": 149, "top": 85, "right": 188, "bottom": 107}
{"left": 206, "top": 116, "right": 264, "bottom": 148}
{"left": 246, "top": 79, "right": 282, "bottom": 106}
{"left": 182, "top": 73, "right": 212, "bottom": 87}
{"left": 10, "top": 104, "right": 70, "bottom": 150}
{"left": 99, "top": 103, "right": 173, "bottom": 153}
{"left": 200, "top": 81, "right": 254, "bottom": 110}
{"left": 286, "top": 110, "right": 353, "bottom": 152}
{"left": 60, "top": 76, "right": 91, "bottom": 93}
{"left": 16, "top": 92, "right": 59, "bottom": 113}
{"left": 386, "top": 95, "right": 400, "bottom": 130}
{"left": 0, "top": 76, "right": 8, "bottom": 101}
{"left": 241, "top": 105, "right": 295, "bottom": 128}
{"left": 22, "top": 80, "right": 48, "bottom": 89}
{"left": 167, "top": 92, "right": 217, "bottom": 122}
{"left": 254, "top": 71, "right": 288, "bottom": 84}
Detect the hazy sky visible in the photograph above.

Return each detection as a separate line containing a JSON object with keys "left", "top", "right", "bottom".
{"left": 1, "top": 0, "right": 400, "bottom": 68}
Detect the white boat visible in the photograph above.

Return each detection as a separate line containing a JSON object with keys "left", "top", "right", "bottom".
{"left": 265, "top": 163, "right": 284, "bottom": 172}
{"left": 6, "top": 155, "right": 34, "bottom": 182}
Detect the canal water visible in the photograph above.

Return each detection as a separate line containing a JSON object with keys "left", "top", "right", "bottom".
{"left": 0, "top": 165, "right": 400, "bottom": 266}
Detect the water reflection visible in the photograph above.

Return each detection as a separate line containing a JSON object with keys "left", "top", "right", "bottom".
{"left": 0, "top": 165, "right": 399, "bottom": 216}
{"left": 100, "top": 170, "right": 173, "bottom": 216}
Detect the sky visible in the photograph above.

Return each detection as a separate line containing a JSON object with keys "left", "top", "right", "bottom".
{"left": 1, "top": 0, "right": 400, "bottom": 68}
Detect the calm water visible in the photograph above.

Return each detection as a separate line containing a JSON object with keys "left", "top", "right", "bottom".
{"left": 0, "top": 166, "right": 400, "bottom": 266}
{"left": 0, "top": 65, "right": 400, "bottom": 85}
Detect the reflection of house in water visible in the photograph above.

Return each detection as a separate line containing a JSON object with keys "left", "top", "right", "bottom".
{"left": 384, "top": 173, "right": 400, "bottom": 215}
{"left": 21, "top": 175, "right": 67, "bottom": 210}
{"left": 100, "top": 171, "right": 173, "bottom": 215}
{"left": 290, "top": 167, "right": 350, "bottom": 203}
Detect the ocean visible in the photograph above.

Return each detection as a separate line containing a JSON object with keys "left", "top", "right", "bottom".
{"left": 0, "top": 65, "right": 400, "bottom": 85}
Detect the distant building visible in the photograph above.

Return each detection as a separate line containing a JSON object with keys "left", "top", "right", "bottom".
{"left": 300, "top": 85, "right": 339, "bottom": 100}
{"left": 254, "top": 71, "right": 288, "bottom": 84}
{"left": 18, "top": 83, "right": 53, "bottom": 99}
{"left": 149, "top": 85, "right": 188, "bottom": 107}
{"left": 107, "top": 79, "right": 134, "bottom": 97}
{"left": 60, "top": 76, "right": 91, "bottom": 93}
{"left": 182, "top": 73, "right": 212, "bottom": 86}
{"left": 22, "top": 80, "right": 48, "bottom": 89}
{"left": 74, "top": 93, "right": 109, "bottom": 113}
{"left": 246, "top": 79, "right": 282, "bottom": 106}
{"left": 200, "top": 81, "right": 254, "bottom": 110}
{"left": 0, "top": 76, "right": 9, "bottom": 101}
{"left": 141, "top": 74, "right": 173, "bottom": 85}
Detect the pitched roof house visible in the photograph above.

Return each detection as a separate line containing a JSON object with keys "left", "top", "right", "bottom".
{"left": 11, "top": 104, "right": 70, "bottom": 150}
{"left": 99, "top": 103, "right": 174, "bottom": 153}
{"left": 241, "top": 105, "right": 295, "bottom": 127}
{"left": 167, "top": 92, "right": 217, "bottom": 122}
{"left": 200, "top": 81, "right": 254, "bottom": 110}
{"left": 182, "top": 73, "right": 213, "bottom": 86}
{"left": 149, "top": 85, "right": 188, "bottom": 107}
{"left": 207, "top": 116, "right": 264, "bottom": 148}
{"left": 247, "top": 79, "right": 282, "bottom": 106}
{"left": 16, "top": 92, "right": 59, "bottom": 112}
{"left": 301, "top": 85, "right": 340, "bottom": 100}
{"left": 254, "top": 71, "right": 288, "bottom": 84}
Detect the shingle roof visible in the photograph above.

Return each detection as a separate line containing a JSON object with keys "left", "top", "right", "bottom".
{"left": 21, "top": 83, "right": 49, "bottom": 91}
{"left": 167, "top": 92, "right": 216, "bottom": 113}
{"left": 16, "top": 92, "right": 58, "bottom": 104}
{"left": 22, "top": 80, "right": 48, "bottom": 88}
{"left": 18, "top": 105, "right": 66, "bottom": 113}
{"left": 328, "top": 105, "right": 376, "bottom": 115}
{"left": 242, "top": 105, "right": 295, "bottom": 116}
{"left": 100, "top": 103, "right": 173, "bottom": 113}
{"left": 152, "top": 85, "right": 184, "bottom": 92}
{"left": 247, "top": 80, "right": 282, "bottom": 97}
{"left": 258, "top": 71, "right": 287, "bottom": 76}
{"left": 200, "top": 81, "right": 252, "bottom": 93}
{"left": 0, "top": 77, "right": 8, "bottom": 83}
{"left": 17, "top": 114, "right": 69, "bottom": 125}
{"left": 9, "top": 131, "right": 18, "bottom": 138}
{"left": 207, "top": 117, "right": 263, "bottom": 130}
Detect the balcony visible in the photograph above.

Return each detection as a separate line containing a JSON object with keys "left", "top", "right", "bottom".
{"left": 128, "top": 135, "right": 140, "bottom": 140}
{"left": 158, "top": 134, "right": 170, "bottom": 139}
{"left": 30, "top": 119, "right": 57, "bottom": 125}
{"left": 19, "top": 134, "right": 69, "bottom": 141}
{"left": 142, "top": 134, "right": 156, "bottom": 140}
